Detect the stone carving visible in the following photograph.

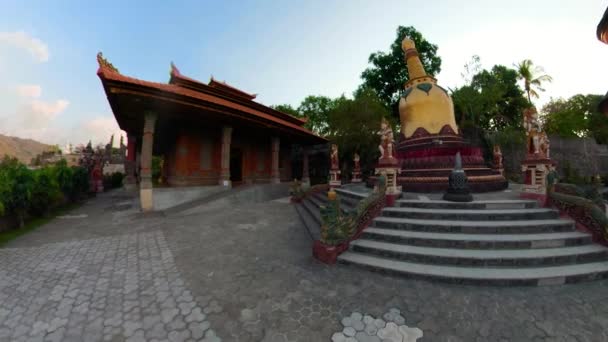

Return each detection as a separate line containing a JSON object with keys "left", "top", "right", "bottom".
{"left": 352, "top": 153, "right": 362, "bottom": 183}
{"left": 523, "top": 107, "right": 540, "bottom": 133}
{"left": 331, "top": 144, "right": 340, "bottom": 170}
{"left": 443, "top": 152, "right": 473, "bottom": 202}
{"left": 377, "top": 117, "right": 395, "bottom": 159}
{"left": 493, "top": 145, "right": 503, "bottom": 169}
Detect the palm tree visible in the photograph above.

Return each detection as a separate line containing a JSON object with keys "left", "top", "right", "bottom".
{"left": 515, "top": 59, "right": 553, "bottom": 103}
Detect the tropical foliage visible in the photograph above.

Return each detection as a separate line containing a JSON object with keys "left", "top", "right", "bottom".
{"left": 514, "top": 59, "right": 553, "bottom": 102}
{"left": 0, "top": 156, "right": 115, "bottom": 229}
{"left": 542, "top": 94, "right": 608, "bottom": 143}
{"left": 360, "top": 26, "right": 442, "bottom": 111}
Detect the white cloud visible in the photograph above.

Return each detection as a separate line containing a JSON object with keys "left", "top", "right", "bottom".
{"left": 18, "top": 99, "right": 69, "bottom": 128}
{"left": 16, "top": 84, "right": 41, "bottom": 98}
{"left": 69, "top": 116, "right": 125, "bottom": 147}
{"left": 0, "top": 31, "right": 49, "bottom": 62}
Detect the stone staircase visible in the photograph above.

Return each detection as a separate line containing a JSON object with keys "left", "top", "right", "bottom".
{"left": 339, "top": 199, "right": 608, "bottom": 286}
{"left": 294, "top": 186, "right": 369, "bottom": 240}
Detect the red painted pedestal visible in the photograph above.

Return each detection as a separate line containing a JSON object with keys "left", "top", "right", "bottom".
{"left": 312, "top": 240, "right": 349, "bottom": 264}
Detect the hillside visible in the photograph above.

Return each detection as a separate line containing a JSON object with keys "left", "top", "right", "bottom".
{"left": 0, "top": 134, "right": 53, "bottom": 164}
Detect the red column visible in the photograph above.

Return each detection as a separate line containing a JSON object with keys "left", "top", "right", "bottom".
{"left": 219, "top": 126, "right": 232, "bottom": 186}
{"left": 302, "top": 148, "right": 310, "bottom": 185}
{"left": 124, "top": 134, "right": 137, "bottom": 189}
{"left": 271, "top": 137, "right": 280, "bottom": 184}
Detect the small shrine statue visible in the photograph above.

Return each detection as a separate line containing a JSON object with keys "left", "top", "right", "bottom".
{"left": 353, "top": 153, "right": 360, "bottom": 171}
{"left": 546, "top": 164, "right": 559, "bottom": 191}
{"left": 377, "top": 117, "right": 394, "bottom": 159}
{"left": 540, "top": 132, "right": 550, "bottom": 158}
{"left": 493, "top": 145, "right": 503, "bottom": 169}
{"left": 330, "top": 144, "right": 339, "bottom": 170}
{"left": 523, "top": 107, "right": 539, "bottom": 133}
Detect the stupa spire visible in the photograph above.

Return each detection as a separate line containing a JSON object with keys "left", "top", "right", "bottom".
{"left": 401, "top": 38, "right": 429, "bottom": 82}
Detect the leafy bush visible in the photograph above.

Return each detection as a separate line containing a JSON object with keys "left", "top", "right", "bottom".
{"left": 0, "top": 156, "right": 92, "bottom": 227}
{"left": 30, "top": 168, "right": 61, "bottom": 217}
{"left": 103, "top": 172, "right": 124, "bottom": 190}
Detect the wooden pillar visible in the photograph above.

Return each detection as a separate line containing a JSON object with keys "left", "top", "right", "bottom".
{"left": 124, "top": 134, "right": 137, "bottom": 191}
{"left": 140, "top": 111, "right": 157, "bottom": 212}
{"left": 219, "top": 126, "right": 232, "bottom": 186}
{"left": 302, "top": 147, "right": 310, "bottom": 186}
{"left": 271, "top": 137, "right": 280, "bottom": 184}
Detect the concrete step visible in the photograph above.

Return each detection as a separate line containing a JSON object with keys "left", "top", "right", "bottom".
{"left": 362, "top": 228, "right": 592, "bottom": 249}
{"left": 294, "top": 203, "right": 321, "bottom": 240}
{"left": 338, "top": 252, "right": 608, "bottom": 286}
{"left": 372, "top": 217, "right": 575, "bottom": 234}
{"left": 334, "top": 188, "right": 368, "bottom": 201}
{"left": 382, "top": 207, "right": 559, "bottom": 221}
{"left": 312, "top": 192, "right": 356, "bottom": 214}
{"left": 350, "top": 239, "right": 608, "bottom": 267}
{"left": 302, "top": 198, "right": 321, "bottom": 225}
{"left": 397, "top": 199, "right": 538, "bottom": 210}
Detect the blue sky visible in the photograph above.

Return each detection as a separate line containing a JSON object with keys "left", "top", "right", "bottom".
{"left": 1, "top": 0, "right": 606, "bottom": 147}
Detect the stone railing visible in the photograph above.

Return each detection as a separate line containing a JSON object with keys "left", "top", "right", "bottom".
{"left": 289, "top": 182, "right": 329, "bottom": 203}
{"left": 549, "top": 186, "right": 608, "bottom": 245}
{"left": 313, "top": 186, "right": 386, "bottom": 264}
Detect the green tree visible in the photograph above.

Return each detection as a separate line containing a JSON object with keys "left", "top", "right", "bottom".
{"left": 297, "top": 95, "right": 337, "bottom": 136}
{"left": 542, "top": 94, "right": 605, "bottom": 140}
{"left": 270, "top": 104, "right": 300, "bottom": 117}
{"left": 328, "top": 88, "right": 390, "bottom": 177}
{"left": 515, "top": 59, "right": 553, "bottom": 103}
{"left": 361, "top": 26, "right": 442, "bottom": 111}
{"left": 452, "top": 65, "right": 528, "bottom": 130}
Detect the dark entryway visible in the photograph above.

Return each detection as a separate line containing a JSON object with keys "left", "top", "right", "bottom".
{"left": 230, "top": 148, "right": 243, "bottom": 183}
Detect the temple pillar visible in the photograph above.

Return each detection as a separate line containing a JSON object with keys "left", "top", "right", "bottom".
{"left": 302, "top": 147, "right": 310, "bottom": 186}
{"left": 140, "top": 112, "right": 157, "bottom": 212}
{"left": 124, "top": 134, "right": 137, "bottom": 191}
{"left": 271, "top": 137, "right": 280, "bottom": 184}
{"left": 219, "top": 126, "right": 232, "bottom": 186}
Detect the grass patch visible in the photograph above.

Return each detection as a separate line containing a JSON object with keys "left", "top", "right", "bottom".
{"left": 0, "top": 202, "right": 83, "bottom": 247}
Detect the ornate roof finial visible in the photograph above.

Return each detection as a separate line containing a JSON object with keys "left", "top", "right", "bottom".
{"left": 170, "top": 61, "right": 181, "bottom": 76}
{"left": 401, "top": 37, "right": 427, "bottom": 80}
{"left": 96, "top": 52, "right": 119, "bottom": 73}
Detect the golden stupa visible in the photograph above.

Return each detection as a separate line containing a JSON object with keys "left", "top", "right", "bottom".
{"left": 398, "top": 38, "right": 458, "bottom": 138}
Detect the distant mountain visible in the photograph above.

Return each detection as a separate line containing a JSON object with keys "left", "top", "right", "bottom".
{"left": 0, "top": 134, "right": 53, "bottom": 164}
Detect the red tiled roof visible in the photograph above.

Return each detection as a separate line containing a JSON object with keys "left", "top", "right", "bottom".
{"left": 97, "top": 57, "right": 324, "bottom": 142}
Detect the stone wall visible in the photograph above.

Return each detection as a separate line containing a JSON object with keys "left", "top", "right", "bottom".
{"left": 500, "top": 135, "right": 608, "bottom": 180}
{"left": 549, "top": 136, "right": 608, "bottom": 177}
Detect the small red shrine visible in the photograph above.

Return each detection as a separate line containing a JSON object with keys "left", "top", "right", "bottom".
{"left": 97, "top": 53, "right": 326, "bottom": 211}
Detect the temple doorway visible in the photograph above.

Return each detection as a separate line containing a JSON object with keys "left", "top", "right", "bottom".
{"left": 230, "top": 148, "right": 243, "bottom": 184}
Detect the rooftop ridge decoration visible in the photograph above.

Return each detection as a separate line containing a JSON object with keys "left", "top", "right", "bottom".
{"left": 96, "top": 52, "right": 119, "bottom": 73}
{"left": 209, "top": 76, "right": 257, "bottom": 100}
{"left": 170, "top": 61, "right": 181, "bottom": 76}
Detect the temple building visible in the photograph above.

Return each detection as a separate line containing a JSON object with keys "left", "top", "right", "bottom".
{"left": 97, "top": 53, "right": 326, "bottom": 211}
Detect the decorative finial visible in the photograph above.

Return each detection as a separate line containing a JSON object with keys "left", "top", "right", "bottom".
{"left": 401, "top": 37, "right": 416, "bottom": 52}
{"left": 170, "top": 61, "right": 180, "bottom": 76}
{"left": 455, "top": 152, "right": 462, "bottom": 170}
{"left": 96, "top": 52, "right": 119, "bottom": 73}
{"left": 401, "top": 37, "right": 427, "bottom": 80}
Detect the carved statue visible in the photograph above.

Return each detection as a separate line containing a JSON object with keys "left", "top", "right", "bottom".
{"left": 493, "top": 145, "right": 503, "bottom": 169}
{"left": 353, "top": 153, "right": 360, "bottom": 171}
{"left": 523, "top": 107, "right": 539, "bottom": 133}
{"left": 539, "top": 132, "right": 550, "bottom": 158}
{"left": 330, "top": 144, "right": 339, "bottom": 170}
{"left": 377, "top": 117, "right": 394, "bottom": 159}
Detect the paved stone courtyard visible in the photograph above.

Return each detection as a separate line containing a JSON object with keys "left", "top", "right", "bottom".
{"left": 2, "top": 189, "right": 608, "bottom": 341}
